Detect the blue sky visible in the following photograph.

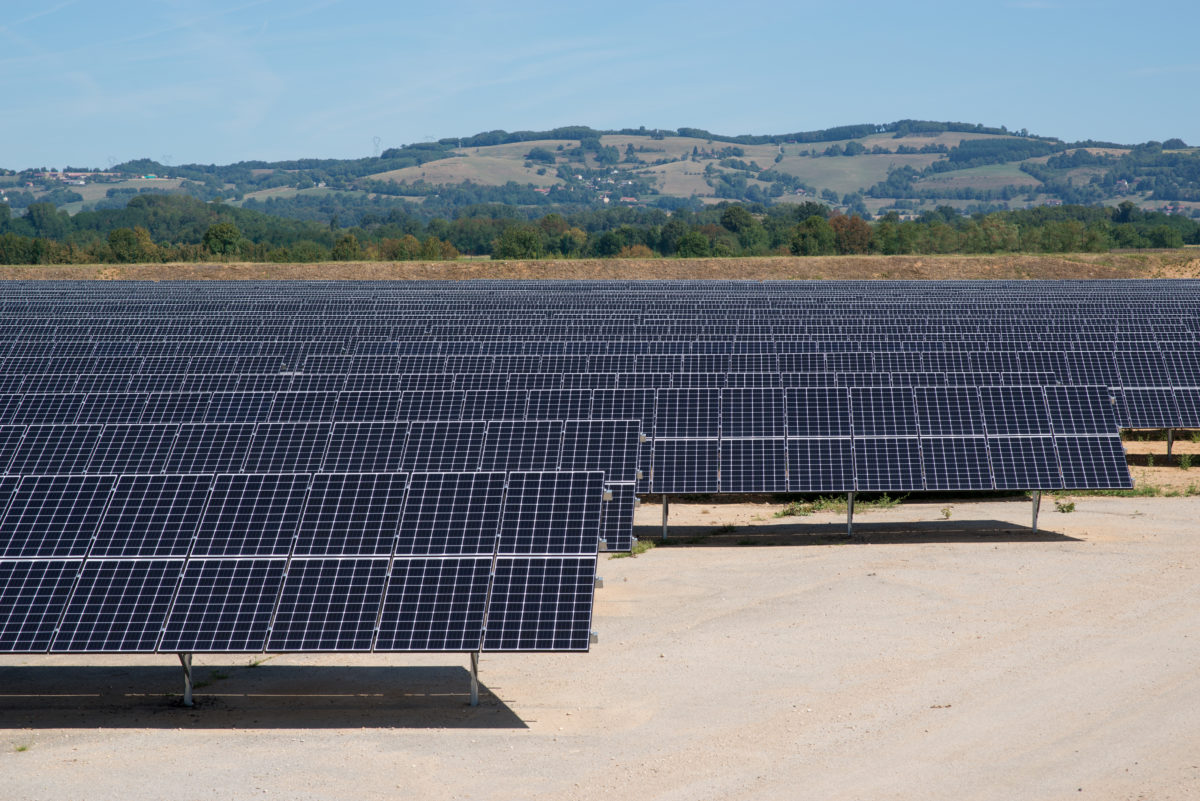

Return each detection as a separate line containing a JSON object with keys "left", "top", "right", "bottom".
{"left": 1, "top": 0, "right": 1197, "bottom": 169}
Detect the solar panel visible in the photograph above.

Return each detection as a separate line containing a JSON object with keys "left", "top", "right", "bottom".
{"left": 979, "top": 386, "right": 1052, "bottom": 435}
{"left": 0, "top": 475, "right": 115, "bottom": 558}
{"left": 920, "top": 438, "right": 993, "bottom": 491}
{"left": 10, "top": 393, "right": 85, "bottom": 425}
{"left": 166, "top": 422, "right": 256, "bottom": 473}
{"left": 159, "top": 559, "right": 286, "bottom": 652}
{"left": 91, "top": 474, "right": 212, "bottom": 557}
{"left": 0, "top": 560, "right": 79, "bottom": 652}
{"left": 461, "top": 390, "right": 527, "bottom": 420}
{"left": 1055, "top": 437, "right": 1132, "bottom": 489}
{"left": 1044, "top": 385, "right": 1119, "bottom": 435}
{"left": 480, "top": 420, "right": 563, "bottom": 471}
{"left": 851, "top": 388, "right": 918, "bottom": 437}
{"left": 722, "top": 388, "right": 785, "bottom": 438}
{"left": 87, "top": 423, "right": 180, "bottom": 473}
{"left": 498, "top": 471, "right": 605, "bottom": 555}
{"left": 599, "top": 483, "right": 638, "bottom": 551}
{"left": 853, "top": 438, "right": 924, "bottom": 492}
{"left": 323, "top": 421, "right": 409, "bottom": 472}
{"left": 268, "top": 391, "right": 339, "bottom": 423}
{"left": 140, "top": 392, "right": 211, "bottom": 424}
{"left": 242, "top": 422, "right": 332, "bottom": 472}
{"left": 720, "top": 439, "right": 788, "bottom": 492}
{"left": 192, "top": 473, "right": 309, "bottom": 557}
{"left": 375, "top": 557, "right": 491, "bottom": 651}
{"left": 482, "top": 557, "right": 596, "bottom": 651}
{"left": 786, "top": 388, "right": 851, "bottom": 437}
{"left": 655, "top": 388, "right": 719, "bottom": 438}
{"left": 988, "top": 437, "right": 1063, "bottom": 490}
{"left": 294, "top": 472, "right": 408, "bottom": 556}
{"left": 914, "top": 386, "right": 985, "bottom": 436}
{"left": 397, "top": 390, "right": 464, "bottom": 421}
{"left": 402, "top": 421, "right": 485, "bottom": 472}
{"left": 396, "top": 472, "right": 505, "bottom": 556}
{"left": 52, "top": 559, "right": 183, "bottom": 652}
{"left": 204, "top": 392, "right": 273, "bottom": 423}
{"left": 267, "top": 558, "right": 389, "bottom": 651}
{"left": 560, "top": 419, "right": 641, "bottom": 483}
{"left": 651, "top": 439, "right": 719, "bottom": 494}
{"left": 787, "top": 438, "right": 854, "bottom": 493}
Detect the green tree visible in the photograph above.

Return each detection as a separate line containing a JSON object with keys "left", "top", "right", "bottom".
{"left": 829, "top": 214, "right": 871, "bottom": 254}
{"left": 331, "top": 233, "right": 362, "bottom": 260}
{"left": 202, "top": 222, "right": 242, "bottom": 256}
{"left": 789, "top": 216, "right": 836, "bottom": 255}
{"left": 675, "top": 230, "right": 711, "bottom": 258}
{"left": 492, "top": 225, "right": 545, "bottom": 259}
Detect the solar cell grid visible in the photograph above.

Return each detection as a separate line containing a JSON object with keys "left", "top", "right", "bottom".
{"left": 402, "top": 421, "right": 485, "bottom": 472}
{"left": 242, "top": 422, "right": 332, "bottom": 472}
{"left": 267, "top": 558, "right": 388, "bottom": 652}
{"left": 651, "top": 439, "right": 719, "bottom": 494}
{"left": 91, "top": 474, "right": 212, "bottom": 557}
{"left": 88, "top": 423, "right": 180, "bottom": 474}
{"left": 498, "top": 471, "right": 604, "bottom": 555}
{"left": 1056, "top": 437, "right": 1132, "bottom": 489}
{"left": 8, "top": 424, "right": 103, "bottom": 474}
{"left": 482, "top": 557, "right": 596, "bottom": 652}
{"left": 375, "top": 558, "right": 491, "bottom": 651}
{"left": 851, "top": 387, "right": 918, "bottom": 437}
{"left": 720, "top": 438, "right": 788, "bottom": 492}
{"left": 920, "top": 437, "right": 993, "bottom": 491}
{"left": 0, "top": 559, "right": 79, "bottom": 652}
{"left": 853, "top": 438, "right": 924, "bottom": 492}
{"left": 192, "top": 473, "right": 309, "bottom": 557}
{"left": 979, "top": 386, "right": 1052, "bottom": 435}
{"left": 294, "top": 473, "right": 408, "bottom": 556}
{"left": 52, "top": 559, "right": 182, "bottom": 653}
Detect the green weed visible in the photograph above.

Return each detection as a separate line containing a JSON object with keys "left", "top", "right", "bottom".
{"left": 1054, "top": 499, "right": 1076, "bottom": 513}
{"left": 941, "top": 506, "right": 953, "bottom": 519}
{"left": 1179, "top": 453, "right": 1192, "bottom": 471}
{"left": 611, "top": 539, "right": 656, "bottom": 559}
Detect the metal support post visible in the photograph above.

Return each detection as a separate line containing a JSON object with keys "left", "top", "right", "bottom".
{"left": 1167, "top": 430, "right": 1174, "bottom": 458}
{"left": 847, "top": 492, "right": 855, "bottom": 538}
{"left": 1031, "top": 491, "right": 1041, "bottom": 533}
{"left": 662, "top": 495, "right": 669, "bottom": 540}
{"left": 469, "top": 652, "right": 480, "bottom": 707}
{"left": 178, "top": 653, "right": 194, "bottom": 707}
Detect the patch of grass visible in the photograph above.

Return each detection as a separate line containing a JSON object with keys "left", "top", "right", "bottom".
{"left": 1067, "top": 483, "right": 1163, "bottom": 498}
{"left": 13, "top": 743, "right": 30, "bottom": 753}
{"left": 611, "top": 538, "right": 656, "bottom": 559}
{"left": 941, "top": 506, "right": 953, "bottom": 519}
{"left": 1054, "top": 499, "right": 1076, "bottom": 513}
{"left": 1179, "top": 453, "right": 1192, "bottom": 470}
{"left": 863, "top": 493, "right": 906, "bottom": 510}
{"left": 774, "top": 501, "right": 814, "bottom": 518}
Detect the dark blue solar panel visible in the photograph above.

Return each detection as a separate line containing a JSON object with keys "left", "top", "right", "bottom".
{"left": 527, "top": 389, "right": 592, "bottom": 420}
{"left": 294, "top": 473, "right": 408, "bottom": 556}
{"left": 560, "top": 419, "right": 641, "bottom": 483}
{"left": 914, "top": 386, "right": 985, "bottom": 436}
{"left": 375, "top": 558, "right": 491, "bottom": 651}
{"left": 1055, "top": 437, "right": 1132, "bottom": 489}
{"left": 0, "top": 560, "right": 79, "bottom": 652}
{"left": 192, "top": 473, "right": 309, "bottom": 557}
{"left": 323, "top": 421, "right": 409, "bottom": 472}
{"left": 599, "top": 483, "right": 637, "bottom": 552}
{"left": 979, "top": 386, "right": 1052, "bottom": 435}
{"left": 242, "top": 422, "right": 332, "bottom": 472}
{"left": 398, "top": 390, "right": 464, "bottom": 421}
{"left": 787, "top": 438, "right": 854, "bottom": 493}
{"left": 8, "top": 424, "right": 103, "bottom": 475}
{"left": 720, "top": 439, "right": 787, "bottom": 492}
{"left": 87, "top": 423, "right": 180, "bottom": 473}
{"left": 159, "top": 558, "right": 287, "bottom": 652}
{"left": 165, "top": 422, "right": 255, "bottom": 473}
{"left": 651, "top": 439, "right": 719, "bottom": 494}
{"left": 461, "top": 390, "right": 527, "bottom": 420}
{"left": 267, "top": 558, "right": 388, "bottom": 651}
{"left": 851, "top": 388, "right": 918, "bottom": 437}
{"left": 482, "top": 557, "right": 595, "bottom": 652}
{"left": 10, "top": 393, "right": 85, "bottom": 425}
{"left": 1044, "top": 385, "right": 1119, "bottom": 435}
{"left": 0, "top": 425, "right": 25, "bottom": 473}
{"left": 921, "top": 438, "right": 993, "bottom": 491}
{"left": 721, "top": 388, "right": 785, "bottom": 438}
{"left": 498, "top": 471, "right": 604, "bottom": 555}
{"left": 480, "top": 420, "right": 563, "bottom": 472}
{"left": 75, "top": 393, "right": 148, "bottom": 425}
{"left": 1120, "top": 388, "right": 1181, "bottom": 429}
{"left": 268, "top": 391, "right": 339, "bottom": 422}
{"left": 988, "top": 437, "right": 1063, "bottom": 490}
{"left": 52, "top": 559, "right": 183, "bottom": 652}
{"left": 140, "top": 392, "right": 211, "bottom": 424}
{"left": 204, "top": 392, "right": 273, "bottom": 423}
{"left": 402, "top": 421, "right": 485, "bottom": 472}
{"left": 91, "top": 474, "right": 212, "bottom": 557}
{"left": 655, "top": 388, "right": 719, "bottom": 438}
{"left": 396, "top": 472, "right": 504, "bottom": 556}
{"left": 853, "top": 438, "right": 924, "bottom": 492}
{"left": 785, "top": 387, "right": 852, "bottom": 438}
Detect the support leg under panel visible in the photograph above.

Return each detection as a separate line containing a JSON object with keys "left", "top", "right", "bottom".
{"left": 469, "top": 652, "right": 479, "bottom": 707}
{"left": 1031, "top": 491, "right": 1041, "bottom": 534}
{"left": 178, "top": 653, "right": 194, "bottom": 707}
{"left": 662, "top": 495, "right": 669, "bottom": 540}
{"left": 847, "top": 492, "right": 855, "bottom": 538}
{"left": 1167, "top": 430, "right": 1174, "bottom": 458}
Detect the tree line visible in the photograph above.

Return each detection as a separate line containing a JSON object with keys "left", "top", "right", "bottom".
{"left": 0, "top": 194, "right": 1196, "bottom": 265}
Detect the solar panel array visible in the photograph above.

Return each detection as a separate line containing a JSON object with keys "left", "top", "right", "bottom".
{"left": 0, "top": 469, "right": 604, "bottom": 653}
{"left": 1, "top": 278, "right": 1180, "bottom": 658}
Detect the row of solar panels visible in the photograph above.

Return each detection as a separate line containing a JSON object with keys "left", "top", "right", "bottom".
{"left": 0, "top": 419, "right": 640, "bottom": 550}
{"left": 0, "top": 470, "right": 604, "bottom": 654}
{"left": 2, "top": 348, "right": 1198, "bottom": 378}
{"left": 0, "top": 385, "right": 1130, "bottom": 437}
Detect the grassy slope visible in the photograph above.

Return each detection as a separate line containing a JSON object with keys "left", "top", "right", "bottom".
{"left": 5, "top": 250, "right": 1197, "bottom": 282}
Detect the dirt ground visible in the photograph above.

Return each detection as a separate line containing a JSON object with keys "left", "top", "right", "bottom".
{"left": 2, "top": 249, "right": 1198, "bottom": 281}
{"left": 3, "top": 495, "right": 1199, "bottom": 801}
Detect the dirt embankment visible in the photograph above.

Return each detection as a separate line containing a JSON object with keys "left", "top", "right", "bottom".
{"left": 2, "top": 250, "right": 1198, "bottom": 281}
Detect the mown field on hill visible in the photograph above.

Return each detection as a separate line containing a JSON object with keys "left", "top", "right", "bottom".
{"left": 2, "top": 249, "right": 1197, "bottom": 281}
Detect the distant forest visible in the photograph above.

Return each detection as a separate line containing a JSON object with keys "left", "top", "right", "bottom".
{"left": 0, "top": 194, "right": 1195, "bottom": 265}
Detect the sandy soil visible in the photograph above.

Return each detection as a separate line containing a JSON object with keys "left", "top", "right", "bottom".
{"left": 2, "top": 250, "right": 1198, "bottom": 282}
{"left": 3, "top": 495, "right": 1199, "bottom": 800}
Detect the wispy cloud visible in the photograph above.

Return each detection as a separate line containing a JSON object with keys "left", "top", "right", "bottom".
{"left": 0, "top": 0, "right": 80, "bottom": 29}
